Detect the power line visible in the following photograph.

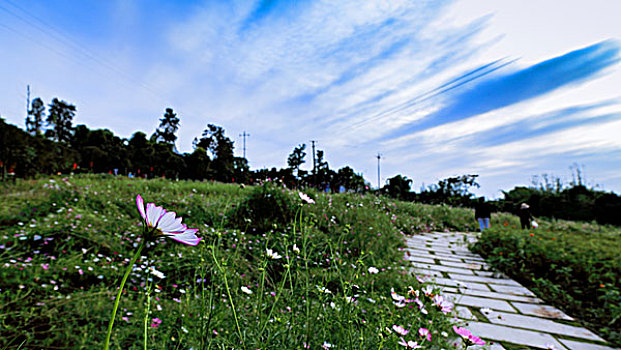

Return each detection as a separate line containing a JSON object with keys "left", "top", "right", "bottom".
{"left": 0, "top": 1, "right": 163, "bottom": 98}
{"left": 0, "top": 1, "right": 211, "bottom": 143}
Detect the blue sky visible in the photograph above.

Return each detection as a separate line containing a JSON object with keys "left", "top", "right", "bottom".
{"left": 1, "top": 0, "right": 620, "bottom": 197}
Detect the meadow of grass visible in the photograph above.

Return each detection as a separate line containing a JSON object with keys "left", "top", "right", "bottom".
{"left": 471, "top": 219, "right": 621, "bottom": 346}
{"left": 0, "top": 175, "right": 473, "bottom": 349}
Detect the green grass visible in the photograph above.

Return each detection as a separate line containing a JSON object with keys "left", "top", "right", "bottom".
{"left": 0, "top": 175, "right": 460, "bottom": 349}
{"left": 471, "top": 220, "right": 621, "bottom": 347}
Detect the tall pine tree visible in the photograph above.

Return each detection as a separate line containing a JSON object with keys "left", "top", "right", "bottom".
{"left": 153, "top": 108, "right": 180, "bottom": 145}
{"left": 26, "top": 97, "right": 45, "bottom": 135}
{"left": 47, "top": 98, "right": 76, "bottom": 143}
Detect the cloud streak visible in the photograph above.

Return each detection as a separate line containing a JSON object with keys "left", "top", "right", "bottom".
{"left": 385, "top": 40, "right": 621, "bottom": 139}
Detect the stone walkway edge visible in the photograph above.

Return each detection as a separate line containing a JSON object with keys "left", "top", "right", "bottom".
{"left": 405, "top": 231, "right": 619, "bottom": 350}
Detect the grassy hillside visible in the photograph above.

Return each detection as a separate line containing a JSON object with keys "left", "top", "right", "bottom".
{"left": 1, "top": 175, "right": 465, "bottom": 349}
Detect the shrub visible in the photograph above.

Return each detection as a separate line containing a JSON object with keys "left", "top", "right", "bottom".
{"left": 229, "top": 182, "right": 296, "bottom": 233}
{"left": 471, "top": 224, "right": 621, "bottom": 346}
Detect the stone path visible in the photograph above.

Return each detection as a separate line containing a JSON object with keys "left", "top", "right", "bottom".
{"left": 405, "top": 231, "right": 619, "bottom": 350}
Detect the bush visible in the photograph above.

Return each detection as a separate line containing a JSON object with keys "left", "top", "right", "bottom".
{"left": 229, "top": 182, "right": 297, "bottom": 233}
{"left": 471, "top": 224, "right": 621, "bottom": 346}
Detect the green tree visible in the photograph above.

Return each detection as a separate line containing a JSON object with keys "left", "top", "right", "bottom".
{"left": 383, "top": 174, "right": 413, "bottom": 200}
{"left": 26, "top": 97, "right": 45, "bottom": 135}
{"left": 153, "top": 108, "right": 180, "bottom": 145}
{"left": 184, "top": 147, "right": 211, "bottom": 180}
{"left": 194, "top": 124, "right": 235, "bottom": 181}
{"left": 336, "top": 166, "right": 366, "bottom": 192}
{"left": 287, "top": 144, "right": 306, "bottom": 180}
{"left": 233, "top": 156, "right": 250, "bottom": 183}
{"left": 47, "top": 98, "right": 76, "bottom": 143}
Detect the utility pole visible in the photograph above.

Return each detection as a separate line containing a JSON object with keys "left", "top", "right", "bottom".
{"left": 310, "top": 140, "right": 317, "bottom": 187}
{"left": 239, "top": 131, "right": 250, "bottom": 159}
{"left": 26, "top": 85, "right": 30, "bottom": 118}
{"left": 376, "top": 153, "right": 382, "bottom": 189}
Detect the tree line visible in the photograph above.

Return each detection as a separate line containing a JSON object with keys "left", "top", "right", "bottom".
{"left": 380, "top": 172, "right": 621, "bottom": 226}
{"left": 3, "top": 96, "right": 619, "bottom": 225}
{"left": 1, "top": 97, "right": 367, "bottom": 192}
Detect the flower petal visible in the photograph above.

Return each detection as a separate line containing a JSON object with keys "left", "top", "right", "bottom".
{"left": 161, "top": 218, "right": 186, "bottom": 234}
{"left": 157, "top": 211, "right": 179, "bottom": 231}
{"left": 166, "top": 229, "right": 201, "bottom": 246}
{"left": 146, "top": 204, "right": 165, "bottom": 227}
{"left": 136, "top": 195, "right": 146, "bottom": 220}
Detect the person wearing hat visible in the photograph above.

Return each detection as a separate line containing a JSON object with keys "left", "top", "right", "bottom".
{"left": 518, "top": 203, "right": 533, "bottom": 229}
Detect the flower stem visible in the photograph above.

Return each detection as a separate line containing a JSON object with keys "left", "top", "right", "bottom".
{"left": 104, "top": 241, "right": 145, "bottom": 350}
{"left": 210, "top": 244, "right": 245, "bottom": 348}
{"left": 143, "top": 263, "right": 152, "bottom": 350}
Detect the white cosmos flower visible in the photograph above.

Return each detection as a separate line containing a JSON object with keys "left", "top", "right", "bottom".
{"left": 368, "top": 267, "right": 379, "bottom": 274}
{"left": 241, "top": 286, "right": 253, "bottom": 295}
{"left": 148, "top": 266, "right": 166, "bottom": 279}
{"left": 390, "top": 288, "right": 405, "bottom": 302}
{"left": 266, "top": 248, "right": 282, "bottom": 259}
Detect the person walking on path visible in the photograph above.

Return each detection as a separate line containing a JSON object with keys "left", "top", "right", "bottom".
{"left": 518, "top": 203, "right": 533, "bottom": 229}
{"left": 474, "top": 197, "right": 492, "bottom": 232}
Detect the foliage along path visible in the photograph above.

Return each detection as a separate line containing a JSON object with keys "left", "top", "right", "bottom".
{"left": 404, "top": 232, "right": 618, "bottom": 350}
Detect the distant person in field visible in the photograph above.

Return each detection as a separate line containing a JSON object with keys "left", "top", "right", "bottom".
{"left": 474, "top": 197, "right": 492, "bottom": 232}
{"left": 519, "top": 203, "right": 533, "bottom": 229}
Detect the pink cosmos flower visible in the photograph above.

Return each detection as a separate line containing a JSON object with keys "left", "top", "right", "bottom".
{"left": 398, "top": 337, "right": 422, "bottom": 349}
{"left": 418, "top": 328, "right": 431, "bottom": 341}
{"left": 136, "top": 195, "right": 201, "bottom": 246}
{"left": 392, "top": 325, "right": 409, "bottom": 336}
{"left": 433, "top": 294, "right": 453, "bottom": 314}
{"left": 453, "top": 326, "right": 485, "bottom": 345}
{"left": 299, "top": 192, "right": 315, "bottom": 204}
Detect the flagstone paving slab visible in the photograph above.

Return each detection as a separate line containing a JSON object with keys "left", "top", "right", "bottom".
{"left": 469, "top": 342, "right": 506, "bottom": 350}
{"left": 463, "top": 321, "right": 568, "bottom": 349}
{"left": 458, "top": 287, "right": 542, "bottom": 303}
{"left": 558, "top": 339, "right": 619, "bottom": 350}
{"left": 432, "top": 255, "right": 468, "bottom": 263}
{"left": 481, "top": 309, "right": 605, "bottom": 342}
{"left": 404, "top": 231, "right": 617, "bottom": 350}
{"left": 455, "top": 306, "right": 477, "bottom": 320}
{"left": 448, "top": 273, "right": 522, "bottom": 286}
{"left": 411, "top": 268, "right": 444, "bottom": 278}
{"left": 443, "top": 293, "right": 517, "bottom": 312}
{"left": 461, "top": 257, "right": 489, "bottom": 264}
{"left": 426, "top": 277, "right": 492, "bottom": 291}
{"left": 411, "top": 262, "right": 475, "bottom": 275}
{"left": 405, "top": 247, "right": 434, "bottom": 255}
{"left": 438, "top": 254, "right": 487, "bottom": 263}
{"left": 404, "top": 255, "right": 436, "bottom": 264}
{"left": 438, "top": 260, "right": 486, "bottom": 270}
{"left": 425, "top": 245, "right": 457, "bottom": 252}
{"left": 511, "top": 302, "right": 574, "bottom": 320}
{"left": 487, "top": 284, "right": 538, "bottom": 297}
